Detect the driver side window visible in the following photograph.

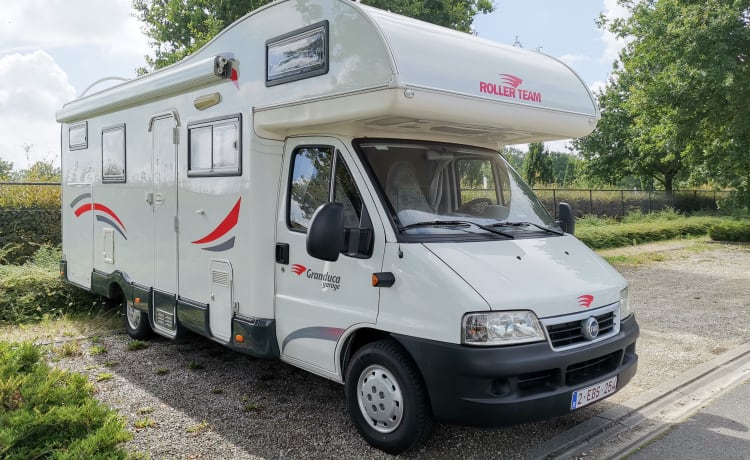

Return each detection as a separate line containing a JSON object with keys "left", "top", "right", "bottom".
{"left": 288, "top": 146, "right": 366, "bottom": 233}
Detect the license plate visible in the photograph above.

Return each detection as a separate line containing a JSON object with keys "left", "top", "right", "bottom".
{"left": 570, "top": 375, "right": 618, "bottom": 410}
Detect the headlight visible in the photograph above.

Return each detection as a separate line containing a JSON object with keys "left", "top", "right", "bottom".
{"left": 462, "top": 311, "right": 545, "bottom": 346}
{"left": 620, "top": 287, "right": 633, "bottom": 319}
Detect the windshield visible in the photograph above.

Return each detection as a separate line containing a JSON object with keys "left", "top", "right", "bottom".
{"left": 357, "top": 141, "right": 558, "bottom": 238}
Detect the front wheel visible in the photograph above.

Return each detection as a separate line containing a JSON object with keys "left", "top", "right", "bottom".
{"left": 123, "top": 297, "right": 152, "bottom": 340}
{"left": 345, "top": 339, "right": 433, "bottom": 454}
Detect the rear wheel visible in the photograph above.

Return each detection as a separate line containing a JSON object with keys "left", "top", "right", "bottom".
{"left": 345, "top": 339, "right": 433, "bottom": 454}
{"left": 123, "top": 297, "right": 152, "bottom": 340}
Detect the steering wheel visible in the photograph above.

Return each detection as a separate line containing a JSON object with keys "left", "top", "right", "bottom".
{"left": 457, "top": 198, "right": 493, "bottom": 215}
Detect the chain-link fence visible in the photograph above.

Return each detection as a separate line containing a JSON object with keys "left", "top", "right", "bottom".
{"left": 533, "top": 189, "right": 732, "bottom": 219}
{"left": 0, "top": 183, "right": 733, "bottom": 252}
{"left": 0, "top": 183, "right": 61, "bottom": 261}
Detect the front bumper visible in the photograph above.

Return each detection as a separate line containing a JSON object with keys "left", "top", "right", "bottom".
{"left": 393, "top": 315, "right": 639, "bottom": 426}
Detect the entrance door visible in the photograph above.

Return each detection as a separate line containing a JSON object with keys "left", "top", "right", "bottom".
{"left": 275, "top": 137, "right": 385, "bottom": 374}
{"left": 150, "top": 115, "right": 179, "bottom": 336}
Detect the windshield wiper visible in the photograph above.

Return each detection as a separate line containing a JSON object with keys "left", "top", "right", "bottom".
{"left": 400, "top": 220, "right": 514, "bottom": 238}
{"left": 489, "top": 221, "right": 564, "bottom": 236}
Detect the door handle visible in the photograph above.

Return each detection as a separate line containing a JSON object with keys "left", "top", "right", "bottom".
{"left": 153, "top": 193, "right": 165, "bottom": 205}
{"left": 275, "top": 243, "right": 290, "bottom": 264}
{"left": 145, "top": 192, "right": 154, "bottom": 205}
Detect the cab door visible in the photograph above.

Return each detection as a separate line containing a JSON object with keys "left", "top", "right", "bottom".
{"left": 275, "top": 137, "right": 385, "bottom": 375}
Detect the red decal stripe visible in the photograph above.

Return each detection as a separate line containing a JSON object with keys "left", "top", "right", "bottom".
{"left": 74, "top": 203, "right": 127, "bottom": 231}
{"left": 192, "top": 198, "right": 241, "bottom": 244}
{"left": 74, "top": 203, "right": 93, "bottom": 217}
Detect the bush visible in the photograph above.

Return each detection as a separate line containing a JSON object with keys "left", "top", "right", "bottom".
{"left": 0, "top": 341, "right": 131, "bottom": 458}
{"left": 0, "top": 246, "right": 99, "bottom": 325}
{"left": 709, "top": 221, "right": 750, "bottom": 242}
{"left": 0, "top": 184, "right": 61, "bottom": 264}
{"left": 576, "top": 216, "right": 720, "bottom": 250}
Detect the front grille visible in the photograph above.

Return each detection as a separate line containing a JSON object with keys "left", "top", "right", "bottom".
{"left": 566, "top": 351, "right": 622, "bottom": 386}
{"left": 516, "top": 369, "right": 559, "bottom": 396}
{"left": 544, "top": 306, "right": 619, "bottom": 349}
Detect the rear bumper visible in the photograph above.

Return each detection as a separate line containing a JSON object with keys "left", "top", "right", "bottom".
{"left": 393, "top": 315, "right": 639, "bottom": 426}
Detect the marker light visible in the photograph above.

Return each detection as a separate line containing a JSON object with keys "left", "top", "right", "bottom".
{"left": 620, "top": 287, "right": 633, "bottom": 319}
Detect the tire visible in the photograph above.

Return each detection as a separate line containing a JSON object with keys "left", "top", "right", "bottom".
{"left": 123, "top": 297, "right": 152, "bottom": 340}
{"left": 345, "top": 339, "right": 433, "bottom": 454}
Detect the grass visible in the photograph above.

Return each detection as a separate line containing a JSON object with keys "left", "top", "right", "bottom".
{"left": 0, "top": 245, "right": 102, "bottom": 325}
{"left": 602, "top": 251, "right": 669, "bottom": 266}
{"left": 96, "top": 372, "right": 114, "bottom": 382}
{"left": 133, "top": 418, "right": 157, "bottom": 429}
{"left": 127, "top": 340, "right": 150, "bottom": 351}
{"left": 186, "top": 420, "right": 211, "bottom": 435}
{"left": 54, "top": 340, "right": 83, "bottom": 358}
{"left": 242, "top": 402, "right": 264, "bottom": 413}
{"left": 90, "top": 344, "right": 107, "bottom": 355}
{"left": 0, "top": 341, "right": 131, "bottom": 458}
{"left": 136, "top": 407, "right": 155, "bottom": 415}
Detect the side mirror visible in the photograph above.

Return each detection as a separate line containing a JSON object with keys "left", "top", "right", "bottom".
{"left": 557, "top": 202, "right": 575, "bottom": 235}
{"left": 307, "top": 202, "right": 344, "bottom": 261}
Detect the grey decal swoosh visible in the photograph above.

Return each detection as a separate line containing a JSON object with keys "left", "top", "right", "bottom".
{"left": 202, "top": 236, "right": 235, "bottom": 252}
{"left": 96, "top": 215, "right": 127, "bottom": 240}
{"left": 69, "top": 192, "right": 91, "bottom": 208}
{"left": 282, "top": 326, "right": 345, "bottom": 353}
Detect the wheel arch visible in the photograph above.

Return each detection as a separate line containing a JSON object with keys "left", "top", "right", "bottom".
{"left": 90, "top": 269, "right": 140, "bottom": 309}
{"left": 339, "top": 328, "right": 426, "bottom": 385}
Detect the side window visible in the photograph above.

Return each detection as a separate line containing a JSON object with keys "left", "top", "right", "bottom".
{"left": 188, "top": 116, "right": 241, "bottom": 176}
{"left": 288, "top": 148, "right": 366, "bottom": 232}
{"left": 333, "top": 157, "right": 364, "bottom": 228}
{"left": 288, "top": 147, "right": 333, "bottom": 232}
{"left": 69, "top": 122, "right": 87, "bottom": 150}
{"left": 102, "top": 125, "right": 126, "bottom": 183}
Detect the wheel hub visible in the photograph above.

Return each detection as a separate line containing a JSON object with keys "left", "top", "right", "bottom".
{"left": 356, "top": 364, "right": 404, "bottom": 434}
{"left": 126, "top": 303, "right": 141, "bottom": 329}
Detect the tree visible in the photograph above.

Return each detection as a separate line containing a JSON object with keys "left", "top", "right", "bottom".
{"left": 522, "top": 142, "right": 553, "bottom": 187}
{"left": 357, "top": 0, "right": 493, "bottom": 33}
{"left": 20, "top": 160, "right": 61, "bottom": 183}
{"left": 0, "top": 157, "right": 12, "bottom": 181}
{"left": 501, "top": 146, "right": 525, "bottom": 173}
{"left": 577, "top": 0, "right": 750, "bottom": 200}
{"left": 548, "top": 151, "right": 583, "bottom": 187}
{"left": 133, "top": 0, "right": 494, "bottom": 70}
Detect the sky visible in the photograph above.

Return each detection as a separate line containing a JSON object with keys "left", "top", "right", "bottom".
{"left": 0, "top": 0, "right": 628, "bottom": 171}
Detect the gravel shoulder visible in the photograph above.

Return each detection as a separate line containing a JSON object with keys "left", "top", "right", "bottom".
{"left": 29, "top": 239, "right": 750, "bottom": 459}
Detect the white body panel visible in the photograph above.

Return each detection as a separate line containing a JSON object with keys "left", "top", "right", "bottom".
{"left": 424, "top": 237, "right": 625, "bottom": 318}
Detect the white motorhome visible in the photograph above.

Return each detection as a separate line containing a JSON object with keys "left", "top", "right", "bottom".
{"left": 57, "top": 0, "right": 638, "bottom": 453}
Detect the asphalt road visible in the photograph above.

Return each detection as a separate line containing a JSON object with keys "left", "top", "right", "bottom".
{"left": 630, "top": 380, "right": 750, "bottom": 460}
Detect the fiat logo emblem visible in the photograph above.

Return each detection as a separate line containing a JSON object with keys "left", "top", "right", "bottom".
{"left": 581, "top": 317, "right": 600, "bottom": 340}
